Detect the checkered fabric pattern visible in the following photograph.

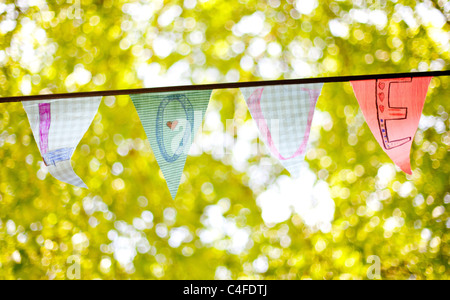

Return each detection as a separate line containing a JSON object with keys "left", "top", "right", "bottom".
{"left": 131, "top": 90, "right": 212, "bottom": 199}
{"left": 47, "top": 160, "right": 85, "bottom": 188}
{"left": 241, "top": 83, "right": 323, "bottom": 177}
{"left": 23, "top": 97, "right": 102, "bottom": 188}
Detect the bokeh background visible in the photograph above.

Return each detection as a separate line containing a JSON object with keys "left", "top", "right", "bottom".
{"left": 0, "top": 0, "right": 449, "bottom": 280}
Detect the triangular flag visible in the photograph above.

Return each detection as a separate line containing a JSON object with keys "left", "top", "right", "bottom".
{"left": 23, "top": 97, "right": 101, "bottom": 188}
{"left": 241, "top": 83, "right": 323, "bottom": 177}
{"left": 351, "top": 77, "right": 432, "bottom": 174}
{"left": 131, "top": 90, "right": 212, "bottom": 199}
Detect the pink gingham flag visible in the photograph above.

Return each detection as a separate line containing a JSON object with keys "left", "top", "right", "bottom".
{"left": 241, "top": 84, "right": 323, "bottom": 177}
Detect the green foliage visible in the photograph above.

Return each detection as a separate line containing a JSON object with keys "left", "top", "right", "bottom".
{"left": 0, "top": 0, "right": 449, "bottom": 279}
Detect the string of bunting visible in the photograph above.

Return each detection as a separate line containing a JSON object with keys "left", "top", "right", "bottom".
{"left": 1, "top": 70, "right": 449, "bottom": 198}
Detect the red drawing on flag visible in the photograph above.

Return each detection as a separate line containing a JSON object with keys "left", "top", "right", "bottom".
{"left": 351, "top": 77, "right": 432, "bottom": 174}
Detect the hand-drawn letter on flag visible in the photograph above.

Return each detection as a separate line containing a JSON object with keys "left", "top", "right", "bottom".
{"left": 131, "top": 91, "right": 212, "bottom": 199}
{"left": 351, "top": 77, "right": 432, "bottom": 174}
{"left": 241, "top": 84, "right": 323, "bottom": 177}
{"left": 23, "top": 97, "right": 101, "bottom": 188}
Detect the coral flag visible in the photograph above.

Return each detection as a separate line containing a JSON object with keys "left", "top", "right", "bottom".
{"left": 241, "top": 84, "right": 323, "bottom": 177}
{"left": 351, "top": 77, "right": 432, "bottom": 174}
{"left": 23, "top": 97, "right": 102, "bottom": 188}
{"left": 131, "top": 90, "right": 212, "bottom": 199}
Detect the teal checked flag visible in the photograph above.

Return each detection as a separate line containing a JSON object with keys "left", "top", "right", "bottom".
{"left": 131, "top": 90, "right": 212, "bottom": 199}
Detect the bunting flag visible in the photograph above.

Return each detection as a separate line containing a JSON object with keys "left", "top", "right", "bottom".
{"left": 351, "top": 77, "right": 432, "bottom": 174}
{"left": 130, "top": 90, "right": 212, "bottom": 199}
{"left": 241, "top": 83, "right": 323, "bottom": 177}
{"left": 22, "top": 97, "right": 102, "bottom": 188}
